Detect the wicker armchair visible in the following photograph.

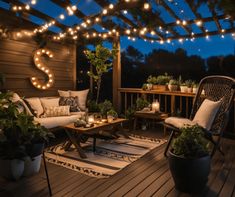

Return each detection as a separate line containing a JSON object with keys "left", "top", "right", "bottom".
{"left": 164, "top": 75, "right": 235, "bottom": 157}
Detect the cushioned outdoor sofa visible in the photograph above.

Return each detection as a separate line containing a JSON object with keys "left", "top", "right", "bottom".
{"left": 12, "top": 89, "right": 89, "bottom": 129}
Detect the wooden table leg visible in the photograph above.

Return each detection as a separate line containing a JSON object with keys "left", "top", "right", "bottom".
{"left": 65, "top": 129, "right": 87, "bottom": 159}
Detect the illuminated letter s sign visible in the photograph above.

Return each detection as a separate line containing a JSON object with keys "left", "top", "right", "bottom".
{"left": 30, "top": 48, "right": 55, "bottom": 90}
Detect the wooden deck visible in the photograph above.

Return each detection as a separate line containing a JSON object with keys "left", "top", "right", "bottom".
{"left": 0, "top": 129, "right": 235, "bottom": 197}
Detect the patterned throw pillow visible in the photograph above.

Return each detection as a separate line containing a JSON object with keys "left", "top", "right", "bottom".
{"left": 44, "top": 106, "right": 70, "bottom": 117}
{"left": 59, "top": 96, "right": 80, "bottom": 112}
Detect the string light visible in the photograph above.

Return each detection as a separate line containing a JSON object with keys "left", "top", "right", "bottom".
{"left": 196, "top": 20, "right": 202, "bottom": 26}
{"left": 144, "top": 3, "right": 150, "bottom": 10}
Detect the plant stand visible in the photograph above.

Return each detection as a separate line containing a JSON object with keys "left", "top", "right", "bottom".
{"left": 42, "top": 151, "right": 52, "bottom": 196}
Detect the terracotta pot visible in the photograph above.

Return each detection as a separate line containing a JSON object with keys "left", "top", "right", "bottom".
{"left": 168, "top": 84, "right": 178, "bottom": 91}
{"left": 187, "top": 87, "right": 193, "bottom": 93}
{"left": 152, "top": 85, "right": 167, "bottom": 91}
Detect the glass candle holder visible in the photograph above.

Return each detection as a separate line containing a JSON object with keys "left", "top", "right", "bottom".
{"left": 152, "top": 100, "right": 160, "bottom": 112}
{"left": 88, "top": 115, "right": 95, "bottom": 123}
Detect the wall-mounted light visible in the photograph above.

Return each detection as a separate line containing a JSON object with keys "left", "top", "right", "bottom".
{"left": 30, "top": 48, "right": 54, "bottom": 90}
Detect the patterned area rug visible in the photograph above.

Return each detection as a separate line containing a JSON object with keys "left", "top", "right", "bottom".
{"left": 45, "top": 135, "right": 167, "bottom": 178}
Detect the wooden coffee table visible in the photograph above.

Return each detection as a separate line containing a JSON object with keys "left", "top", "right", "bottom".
{"left": 133, "top": 111, "right": 168, "bottom": 134}
{"left": 62, "top": 118, "right": 128, "bottom": 158}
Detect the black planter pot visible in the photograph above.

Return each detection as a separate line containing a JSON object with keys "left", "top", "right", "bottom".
{"left": 169, "top": 151, "right": 211, "bottom": 193}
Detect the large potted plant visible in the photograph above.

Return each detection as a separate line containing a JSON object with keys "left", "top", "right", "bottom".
{"left": 0, "top": 92, "right": 53, "bottom": 179}
{"left": 168, "top": 124, "right": 211, "bottom": 193}
{"left": 84, "top": 45, "right": 117, "bottom": 103}
{"left": 22, "top": 116, "right": 53, "bottom": 176}
{"left": 153, "top": 73, "right": 171, "bottom": 91}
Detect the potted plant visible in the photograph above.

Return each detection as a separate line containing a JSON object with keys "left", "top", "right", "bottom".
{"left": 185, "top": 80, "right": 194, "bottom": 93}
{"left": 180, "top": 81, "right": 187, "bottom": 93}
{"left": 136, "top": 97, "right": 150, "bottom": 111}
{"left": 153, "top": 73, "right": 171, "bottom": 91}
{"left": 123, "top": 106, "right": 136, "bottom": 130}
{"left": 22, "top": 116, "right": 53, "bottom": 177}
{"left": 192, "top": 83, "right": 199, "bottom": 94}
{"left": 98, "top": 100, "right": 113, "bottom": 118}
{"left": 0, "top": 92, "right": 53, "bottom": 179}
{"left": 84, "top": 45, "right": 117, "bottom": 103}
{"left": 168, "top": 79, "right": 179, "bottom": 91}
{"left": 107, "top": 109, "right": 118, "bottom": 122}
{"left": 168, "top": 125, "right": 211, "bottom": 193}
{"left": 146, "top": 75, "right": 157, "bottom": 90}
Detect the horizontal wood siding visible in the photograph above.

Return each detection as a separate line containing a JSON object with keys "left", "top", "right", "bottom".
{"left": 0, "top": 38, "right": 76, "bottom": 97}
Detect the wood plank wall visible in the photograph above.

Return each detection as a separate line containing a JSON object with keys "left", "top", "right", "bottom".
{"left": 0, "top": 38, "right": 76, "bottom": 97}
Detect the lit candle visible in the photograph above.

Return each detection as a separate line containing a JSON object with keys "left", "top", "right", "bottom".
{"left": 152, "top": 100, "right": 160, "bottom": 112}
{"left": 88, "top": 115, "right": 94, "bottom": 123}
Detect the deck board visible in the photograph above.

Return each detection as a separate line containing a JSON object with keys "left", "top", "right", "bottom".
{"left": 0, "top": 131, "right": 235, "bottom": 197}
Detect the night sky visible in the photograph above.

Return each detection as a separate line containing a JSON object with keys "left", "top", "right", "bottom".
{"left": 1, "top": 0, "right": 235, "bottom": 59}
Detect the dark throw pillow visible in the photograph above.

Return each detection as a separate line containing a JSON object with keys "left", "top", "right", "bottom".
{"left": 59, "top": 96, "right": 80, "bottom": 112}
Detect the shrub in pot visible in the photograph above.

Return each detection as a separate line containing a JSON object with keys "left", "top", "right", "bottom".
{"left": 169, "top": 125, "right": 211, "bottom": 193}
{"left": 0, "top": 92, "right": 53, "bottom": 179}
{"left": 180, "top": 82, "right": 187, "bottom": 93}
{"left": 153, "top": 73, "right": 171, "bottom": 91}
{"left": 168, "top": 79, "right": 179, "bottom": 91}
{"left": 22, "top": 117, "right": 53, "bottom": 177}
{"left": 146, "top": 75, "right": 157, "bottom": 90}
{"left": 185, "top": 80, "right": 194, "bottom": 93}
{"left": 136, "top": 97, "right": 150, "bottom": 111}
{"left": 107, "top": 109, "right": 118, "bottom": 122}
{"left": 98, "top": 100, "right": 113, "bottom": 118}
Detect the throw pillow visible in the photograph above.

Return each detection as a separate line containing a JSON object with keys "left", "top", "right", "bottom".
{"left": 193, "top": 98, "right": 222, "bottom": 130}
{"left": 43, "top": 106, "right": 70, "bottom": 117}
{"left": 24, "top": 97, "right": 44, "bottom": 117}
{"left": 11, "top": 93, "right": 33, "bottom": 116}
{"left": 59, "top": 96, "right": 80, "bottom": 112}
{"left": 70, "top": 89, "right": 89, "bottom": 111}
{"left": 58, "top": 90, "right": 70, "bottom": 97}
{"left": 40, "top": 97, "right": 60, "bottom": 110}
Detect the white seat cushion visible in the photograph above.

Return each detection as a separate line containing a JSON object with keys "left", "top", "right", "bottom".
{"left": 34, "top": 112, "right": 85, "bottom": 129}
{"left": 165, "top": 117, "right": 195, "bottom": 128}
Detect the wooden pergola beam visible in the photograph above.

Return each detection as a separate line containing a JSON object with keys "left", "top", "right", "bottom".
{"left": 186, "top": 1, "right": 206, "bottom": 34}
{"left": 2, "top": 0, "right": 68, "bottom": 31}
{"left": 159, "top": 0, "right": 191, "bottom": 35}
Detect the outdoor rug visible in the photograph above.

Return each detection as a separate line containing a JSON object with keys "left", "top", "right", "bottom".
{"left": 45, "top": 135, "right": 167, "bottom": 178}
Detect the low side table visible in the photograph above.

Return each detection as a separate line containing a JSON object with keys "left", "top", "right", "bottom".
{"left": 133, "top": 111, "right": 168, "bottom": 135}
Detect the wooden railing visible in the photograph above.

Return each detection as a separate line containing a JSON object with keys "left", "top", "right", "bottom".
{"left": 118, "top": 88, "right": 235, "bottom": 133}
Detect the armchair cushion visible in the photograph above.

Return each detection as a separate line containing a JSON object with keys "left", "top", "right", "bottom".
{"left": 193, "top": 98, "right": 221, "bottom": 130}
